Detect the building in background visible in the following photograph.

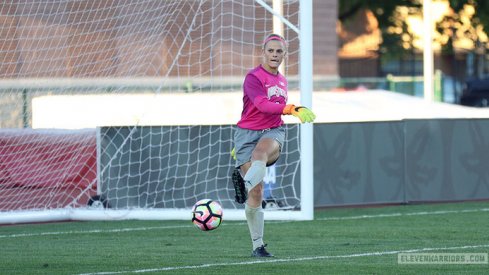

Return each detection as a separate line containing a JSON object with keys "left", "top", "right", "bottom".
{"left": 337, "top": 0, "right": 489, "bottom": 103}
{"left": 0, "top": 1, "right": 338, "bottom": 79}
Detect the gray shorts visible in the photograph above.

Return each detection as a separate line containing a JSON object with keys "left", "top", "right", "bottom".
{"left": 233, "top": 126, "right": 286, "bottom": 168}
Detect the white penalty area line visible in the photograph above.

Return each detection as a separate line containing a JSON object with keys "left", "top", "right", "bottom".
{"left": 1, "top": 208, "right": 488, "bottom": 239}
{"left": 317, "top": 208, "right": 489, "bottom": 221}
{"left": 76, "top": 243, "right": 489, "bottom": 275}
{"left": 0, "top": 225, "right": 196, "bottom": 239}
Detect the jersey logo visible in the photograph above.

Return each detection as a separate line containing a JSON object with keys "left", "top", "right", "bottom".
{"left": 267, "top": 85, "right": 287, "bottom": 101}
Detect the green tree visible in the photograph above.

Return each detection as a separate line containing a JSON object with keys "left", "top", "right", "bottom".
{"left": 340, "top": 0, "right": 489, "bottom": 57}
{"left": 449, "top": 0, "right": 489, "bottom": 30}
{"left": 339, "top": 0, "right": 421, "bottom": 59}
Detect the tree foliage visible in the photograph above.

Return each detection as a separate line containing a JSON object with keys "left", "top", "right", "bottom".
{"left": 339, "top": 0, "right": 489, "bottom": 59}
{"left": 339, "top": 0, "right": 421, "bottom": 23}
{"left": 437, "top": 0, "right": 489, "bottom": 54}
{"left": 449, "top": 0, "right": 489, "bottom": 30}
{"left": 339, "top": 0, "right": 421, "bottom": 58}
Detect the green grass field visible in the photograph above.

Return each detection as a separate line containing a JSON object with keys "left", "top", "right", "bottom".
{"left": 1, "top": 201, "right": 488, "bottom": 274}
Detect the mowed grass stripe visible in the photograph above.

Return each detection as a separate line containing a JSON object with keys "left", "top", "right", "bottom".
{"left": 76, "top": 244, "right": 489, "bottom": 275}
{"left": 1, "top": 202, "right": 487, "bottom": 275}
{"left": 1, "top": 206, "right": 487, "bottom": 239}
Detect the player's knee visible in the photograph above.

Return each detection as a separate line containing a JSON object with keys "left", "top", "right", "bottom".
{"left": 251, "top": 150, "right": 267, "bottom": 162}
{"left": 252, "top": 149, "right": 280, "bottom": 165}
{"left": 248, "top": 183, "right": 263, "bottom": 199}
{"left": 266, "top": 155, "right": 279, "bottom": 166}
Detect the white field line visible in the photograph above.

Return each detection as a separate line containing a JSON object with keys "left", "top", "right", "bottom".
{"left": 1, "top": 207, "right": 488, "bottom": 239}
{"left": 316, "top": 208, "right": 489, "bottom": 221}
{"left": 0, "top": 225, "right": 196, "bottom": 239}
{"left": 76, "top": 243, "right": 489, "bottom": 275}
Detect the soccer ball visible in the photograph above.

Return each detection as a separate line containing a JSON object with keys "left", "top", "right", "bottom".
{"left": 191, "top": 199, "right": 223, "bottom": 231}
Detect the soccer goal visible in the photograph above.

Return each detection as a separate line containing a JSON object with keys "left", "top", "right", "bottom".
{"left": 0, "top": 0, "right": 313, "bottom": 223}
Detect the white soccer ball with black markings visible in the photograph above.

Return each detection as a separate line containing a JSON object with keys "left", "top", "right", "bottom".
{"left": 191, "top": 199, "right": 223, "bottom": 231}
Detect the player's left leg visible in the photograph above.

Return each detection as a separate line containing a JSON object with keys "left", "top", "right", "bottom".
{"left": 243, "top": 138, "right": 280, "bottom": 257}
{"left": 246, "top": 182, "right": 273, "bottom": 257}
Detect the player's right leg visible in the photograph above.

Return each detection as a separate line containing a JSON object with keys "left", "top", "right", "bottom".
{"left": 243, "top": 127, "right": 284, "bottom": 192}
{"left": 243, "top": 137, "right": 280, "bottom": 191}
{"left": 232, "top": 127, "right": 257, "bottom": 204}
{"left": 232, "top": 167, "right": 247, "bottom": 204}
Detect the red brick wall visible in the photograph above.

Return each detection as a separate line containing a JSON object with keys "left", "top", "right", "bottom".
{"left": 313, "top": 0, "right": 338, "bottom": 76}
{"left": 0, "top": 0, "right": 338, "bottom": 79}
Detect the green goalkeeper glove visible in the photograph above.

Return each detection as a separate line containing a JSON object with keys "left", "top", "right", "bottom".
{"left": 230, "top": 147, "right": 237, "bottom": 160}
{"left": 283, "top": 104, "right": 316, "bottom": 123}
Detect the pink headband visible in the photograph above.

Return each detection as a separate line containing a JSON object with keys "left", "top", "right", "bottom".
{"left": 262, "top": 36, "right": 287, "bottom": 48}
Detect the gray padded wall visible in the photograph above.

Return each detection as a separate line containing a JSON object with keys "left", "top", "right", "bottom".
{"left": 404, "top": 119, "right": 489, "bottom": 202}
{"left": 98, "top": 119, "right": 489, "bottom": 209}
{"left": 313, "top": 121, "right": 405, "bottom": 206}
{"left": 314, "top": 119, "right": 489, "bottom": 207}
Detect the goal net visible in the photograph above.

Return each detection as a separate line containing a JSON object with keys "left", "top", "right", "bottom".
{"left": 0, "top": 0, "right": 312, "bottom": 223}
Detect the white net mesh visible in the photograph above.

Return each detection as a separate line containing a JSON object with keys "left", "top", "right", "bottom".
{"left": 99, "top": 125, "right": 300, "bottom": 211}
{"left": 0, "top": 0, "right": 303, "bottom": 222}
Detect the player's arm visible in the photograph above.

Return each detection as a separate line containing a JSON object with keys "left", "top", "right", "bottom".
{"left": 245, "top": 74, "right": 316, "bottom": 123}
{"left": 282, "top": 104, "right": 316, "bottom": 123}
{"left": 244, "top": 74, "right": 285, "bottom": 114}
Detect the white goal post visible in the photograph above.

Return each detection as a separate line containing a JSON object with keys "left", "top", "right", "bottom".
{"left": 0, "top": 0, "right": 314, "bottom": 223}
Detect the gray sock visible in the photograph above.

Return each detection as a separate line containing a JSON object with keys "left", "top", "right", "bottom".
{"left": 243, "top": 160, "right": 266, "bottom": 191}
{"left": 245, "top": 203, "right": 264, "bottom": 250}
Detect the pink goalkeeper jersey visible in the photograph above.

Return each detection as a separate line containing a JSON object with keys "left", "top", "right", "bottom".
{"left": 237, "top": 65, "right": 288, "bottom": 130}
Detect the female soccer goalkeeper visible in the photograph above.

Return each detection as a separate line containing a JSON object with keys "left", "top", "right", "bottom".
{"left": 232, "top": 33, "right": 315, "bottom": 257}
